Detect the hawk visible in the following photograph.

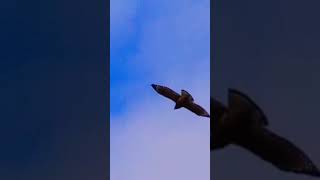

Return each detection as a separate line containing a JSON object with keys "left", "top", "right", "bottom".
{"left": 151, "top": 84, "right": 210, "bottom": 118}
{"left": 212, "top": 89, "right": 320, "bottom": 177}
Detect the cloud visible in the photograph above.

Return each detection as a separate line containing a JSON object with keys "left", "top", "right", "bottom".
{"left": 130, "top": 0, "right": 210, "bottom": 81}
{"left": 111, "top": 98, "right": 210, "bottom": 180}
{"left": 111, "top": 0, "right": 210, "bottom": 179}
{"left": 110, "top": 0, "right": 140, "bottom": 49}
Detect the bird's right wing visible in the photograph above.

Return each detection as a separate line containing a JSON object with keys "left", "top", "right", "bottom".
{"left": 185, "top": 102, "right": 210, "bottom": 118}
{"left": 235, "top": 128, "right": 320, "bottom": 177}
{"left": 151, "top": 84, "right": 180, "bottom": 102}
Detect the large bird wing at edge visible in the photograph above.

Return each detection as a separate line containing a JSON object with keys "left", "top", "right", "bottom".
{"left": 235, "top": 127, "right": 320, "bottom": 177}
{"left": 184, "top": 102, "right": 210, "bottom": 118}
{"left": 210, "top": 93, "right": 320, "bottom": 177}
{"left": 228, "top": 88, "right": 269, "bottom": 126}
{"left": 151, "top": 84, "right": 180, "bottom": 102}
{"left": 212, "top": 98, "right": 227, "bottom": 118}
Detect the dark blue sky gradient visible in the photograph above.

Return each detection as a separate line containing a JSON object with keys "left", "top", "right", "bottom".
{"left": 0, "top": 0, "right": 109, "bottom": 179}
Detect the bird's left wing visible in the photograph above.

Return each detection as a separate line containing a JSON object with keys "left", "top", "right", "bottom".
{"left": 151, "top": 84, "right": 180, "bottom": 102}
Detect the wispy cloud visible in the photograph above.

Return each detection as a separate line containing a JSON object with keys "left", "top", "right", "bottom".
{"left": 110, "top": 0, "right": 140, "bottom": 49}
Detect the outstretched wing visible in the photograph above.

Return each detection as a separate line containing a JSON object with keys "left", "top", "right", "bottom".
{"left": 236, "top": 128, "right": 320, "bottom": 177}
{"left": 181, "top": 90, "right": 194, "bottom": 101}
{"left": 151, "top": 84, "right": 180, "bottom": 102}
{"left": 185, "top": 102, "right": 210, "bottom": 118}
{"left": 229, "top": 88, "right": 269, "bottom": 126}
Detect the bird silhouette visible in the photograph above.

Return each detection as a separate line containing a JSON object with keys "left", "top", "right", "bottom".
{"left": 151, "top": 84, "right": 210, "bottom": 118}
{"left": 212, "top": 88, "right": 320, "bottom": 177}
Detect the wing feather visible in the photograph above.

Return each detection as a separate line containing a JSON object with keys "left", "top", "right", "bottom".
{"left": 236, "top": 128, "right": 320, "bottom": 177}
{"left": 151, "top": 84, "right": 180, "bottom": 102}
{"left": 185, "top": 102, "right": 210, "bottom": 118}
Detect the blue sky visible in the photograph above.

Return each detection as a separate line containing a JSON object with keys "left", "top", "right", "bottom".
{"left": 111, "top": 0, "right": 210, "bottom": 179}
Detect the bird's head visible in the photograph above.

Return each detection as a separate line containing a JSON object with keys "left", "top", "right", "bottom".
{"left": 151, "top": 84, "right": 157, "bottom": 91}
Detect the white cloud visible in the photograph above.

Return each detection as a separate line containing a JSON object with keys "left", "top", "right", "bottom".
{"left": 111, "top": 99, "right": 210, "bottom": 180}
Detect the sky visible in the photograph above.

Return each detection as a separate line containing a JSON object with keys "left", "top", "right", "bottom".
{"left": 212, "top": 0, "right": 320, "bottom": 179}
{"left": 110, "top": 0, "right": 210, "bottom": 179}
{"left": 3, "top": 0, "right": 320, "bottom": 179}
{"left": 0, "top": 0, "right": 109, "bottom": 179}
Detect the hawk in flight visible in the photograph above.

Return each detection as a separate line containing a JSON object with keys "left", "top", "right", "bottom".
{"left": 151, "top": 84, "right": 210, "bottom": 118}
{"left": 212, "top": 89, "right": 320, "bottom": 177}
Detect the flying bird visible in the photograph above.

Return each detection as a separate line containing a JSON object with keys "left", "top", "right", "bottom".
{"left": 151, "top": 84, "right": 210, "bottom": 118}
{"left": 211, "top": 89, "right": 320, "bottom": 177}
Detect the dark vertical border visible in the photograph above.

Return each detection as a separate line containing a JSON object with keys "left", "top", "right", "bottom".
{"left": 210, "top": 0, "right": 216, "bottom": 179}
{"left": 107, "top": 0, "right": 111, "bottom": 178}
{"left": 210, "top": 0, "right": 218, "bottom": 93}
{"left": 0, "top": 0, "right": 110, "bottom": 178}
{"left": 210, "top": 0, "right": 215, "bottom": 179}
